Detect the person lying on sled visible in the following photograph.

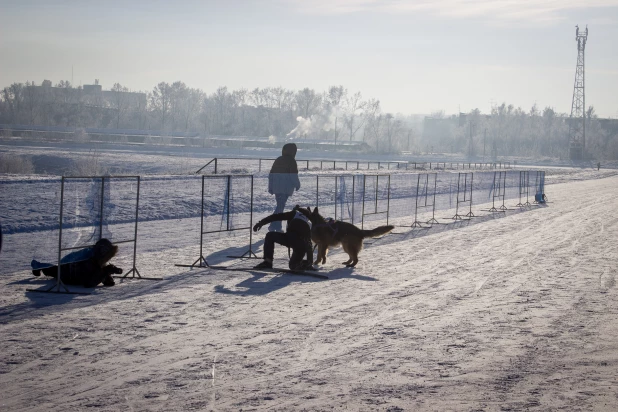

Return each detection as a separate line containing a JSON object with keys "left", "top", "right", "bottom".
{"left": 31, "top": 238, "right": 122, "bottom": 287}
{"left": 252, "top": 205, "right": 315, "bottom": 271}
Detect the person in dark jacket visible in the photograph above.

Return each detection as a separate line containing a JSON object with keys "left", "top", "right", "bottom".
{"left": 268, "top": 143, "right": 301, "bottom": 232}
{"left": 252, "top": 205, "right": 314, "bottom": 270}
{"left": 32, "top": 238, "right": 121, "bottom": 287}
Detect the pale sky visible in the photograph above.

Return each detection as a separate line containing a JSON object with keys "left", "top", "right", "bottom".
{"left": 1, "top": 0, "right": 617, "bottom": 117}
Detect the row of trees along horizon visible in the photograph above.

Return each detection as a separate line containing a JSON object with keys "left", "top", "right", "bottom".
{"left": 1, "top": 80, "right": 617, "bottom": 159}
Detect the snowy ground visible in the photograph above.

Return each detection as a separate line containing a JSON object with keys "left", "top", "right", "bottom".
{"left": 1, "top": 144, "right": 618, "bottom": 410}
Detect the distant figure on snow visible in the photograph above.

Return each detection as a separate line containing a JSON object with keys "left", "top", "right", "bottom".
{"left": 597, "top": 162, "right": 601, "bottom": 171}
{"left": 267, "top": 143, "right": 300, "bottom": 232}
{"left": 31, "top": 238, "right": 122, "bottom": 287}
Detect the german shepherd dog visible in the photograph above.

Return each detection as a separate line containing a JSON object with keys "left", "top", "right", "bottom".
{"left": 308, "top": 207, "right": 394, "bottom": 267}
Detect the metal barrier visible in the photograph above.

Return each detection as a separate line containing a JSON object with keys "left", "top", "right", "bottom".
{"left": 534, "top": 171, "right": 546, "bottom": 203}
{"left": 516, "top": 171, "right": 531, "bottom": 207}
{"left": 27, "top": 175, "right": 146, "bottom": 294}
{"left": 411, "top": 173, "right": 438, "bottom": 227}
{"left": 452, "top": 172, "right": 474, "bottom": 220}
{"left": 197, "top": 157, "right": 514, "bottom": 175}
{"left": 197, "top": 158, "right": 407, "bottom": 174}
{"left": 314, "top": 175, "right": 360, "bottom": 224}
{"left": 361, "top": 174, "right": 391, "bottom": 229}
{"left": 185, "top": 175, "right": 256, "bottom": 268}
{"left": 487, "top": 171, "right": 508, "bottom": 212}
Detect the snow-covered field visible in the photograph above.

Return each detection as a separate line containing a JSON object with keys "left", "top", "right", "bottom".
{"left": 1, "top": 145, "right": 618, "bottom": 410}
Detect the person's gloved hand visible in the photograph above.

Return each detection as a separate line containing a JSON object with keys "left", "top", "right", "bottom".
{"left": 253, "top": 221, "right": 264, "bottom": 232}
{"left": 106, "top": 264, "right": 123, "bottom": 274}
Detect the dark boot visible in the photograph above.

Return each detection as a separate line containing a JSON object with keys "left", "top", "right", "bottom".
{"left": 254, "top": 260, "right": 273, "bottom": 269}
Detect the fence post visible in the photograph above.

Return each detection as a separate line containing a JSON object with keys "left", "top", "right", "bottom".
{"left": 351, "top": 175, "right": 356, "bottom": 224}
{"left": 226, "top": 175, "right": 231, "bottom": 230}
{"left": 466, "top": 173, "right": 475, "bottom": 217}
{"left": 131, "top": 177, "right": 140, "bottom": 275}
{"left": 412, "top": 174, "right": 422, "bottom": 227}
{"left": 428, "top": 173, "right": 439, "bottom": 224}
{"left": 386, "top": 174, "right": 391, "bottom": 226}
{"left": 99, "top": 176, "right": 105, "bottom": 239}
{"left": 361, "top": 175, "right": 366, "bottom": 229}
{"left": 55, "top": 177, "right": 66, "bottom": 292}
{"left": 199, "top": 176, "right": 205, "bottom": 264}
{"left": 335, "top": 176, "right": 338, "bottom": 221}
{"left": 316, "top": 175, "right": 319, "bottom": 208}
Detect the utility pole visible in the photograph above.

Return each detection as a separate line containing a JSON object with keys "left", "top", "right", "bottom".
{"left": 468, "top": 121, "right": 474, "bottom": 159}
{"left": 569, "top": 25, "right": 588, "bottom": 160}
{"left": 483, "top": 128, "right": 487, "bottom": 162}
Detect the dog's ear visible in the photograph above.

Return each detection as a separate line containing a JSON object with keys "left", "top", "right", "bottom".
{"left": 313, "top": 207, "right": 319, "bottom": 215}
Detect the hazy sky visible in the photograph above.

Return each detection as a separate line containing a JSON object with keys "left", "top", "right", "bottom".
{"left": 1, "top": 0, "right": 617, "bottom": 117}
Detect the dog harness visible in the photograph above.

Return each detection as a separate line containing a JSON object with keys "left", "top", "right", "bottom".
{"left": 314, "top": 218, "right": 338, "bottom": 236}
{"left": 286, "top": 210, "right": 311, "bottom": 232}
{"left": 293, "top": 211, "right": 311, "bottom": 228}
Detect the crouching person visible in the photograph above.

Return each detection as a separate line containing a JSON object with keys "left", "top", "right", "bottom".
{"left": 31, "top": 238, "right": 121, "bottom": 287}
{"left": 253, "top": 205, "right": 315, "bottom": 271}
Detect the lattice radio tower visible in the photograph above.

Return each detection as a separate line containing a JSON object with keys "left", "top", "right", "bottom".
{"left": 569, "top": 25, "right": 588, "bottom": 160}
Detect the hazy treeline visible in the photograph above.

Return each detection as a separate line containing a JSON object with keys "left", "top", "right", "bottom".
{"left": 0, "top": 80, "right": 418, "bottom": 153}
{"left": 437, "top": 104, "right": 618, "bottom": 160}
{"left": 1, "top": 80, "right": 616, "bottom": 159}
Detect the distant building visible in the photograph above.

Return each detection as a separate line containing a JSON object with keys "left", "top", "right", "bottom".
{"left": 31, "top": 79, "right": 146, "bottom": 109}
{"left": 83, "top": 80, "right": 147, "bottom": 108}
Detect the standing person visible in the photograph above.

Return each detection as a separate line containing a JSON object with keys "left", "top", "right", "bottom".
{"left": 268, "top": 143, "right": 300, "bottom": 232}
{"left": 252, "top": 205, "right": 314, "bottom": 271}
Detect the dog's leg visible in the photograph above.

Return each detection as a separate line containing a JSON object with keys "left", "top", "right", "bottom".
{"left": 347, "top": 252, "right": 359, "bottom": 267}
{"left": 345, "top": 240, "right": 361, "bottom": 267}
{"left": 318, "top": 244, "right": 326, "bottom": 264}
{"left": 341, "top": 240, "right": 353, "bottom": 265}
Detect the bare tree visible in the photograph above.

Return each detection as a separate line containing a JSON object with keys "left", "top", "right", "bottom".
{"left": 150, "top": 82, "right": 172, "bottom": 130}
{"left": 362, "top": 98, "right": 381, "bottom": 147}
{"left": 295, "top": 88, "right": 322, "bottom": 119}
{"left": 183, "top": 88, "right": 203, "bottom": 132}
{"left": 343, "top": 91, "right": 366, "bottom": 142}
{"left": 1, "top": 83, "right": 24, "bottom": 124}
{"left": 110, "top": 83, "right": 129, "bottom": 129}
{"left": 22, "top": 81, "right": 41, "bottom": 124}
{"left": 231, "top": 88, "right": 248, "bottom": 135}
{"left": 212, "top": 86, "right": 231, "bottom": 134}
{"left": 326, "top": 85, "right": 346, "bottom": 143}
{"left": 384, "top": 113, "right": 403, "bottom": 153}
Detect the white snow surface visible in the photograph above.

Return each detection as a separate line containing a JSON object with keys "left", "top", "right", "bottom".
{"left": 1, "top": 166, "right": 618, "bottom": 410}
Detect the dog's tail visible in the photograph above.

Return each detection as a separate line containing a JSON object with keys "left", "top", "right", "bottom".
{"left": 361, "top": 225, "right": 394, "bottom": 239}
